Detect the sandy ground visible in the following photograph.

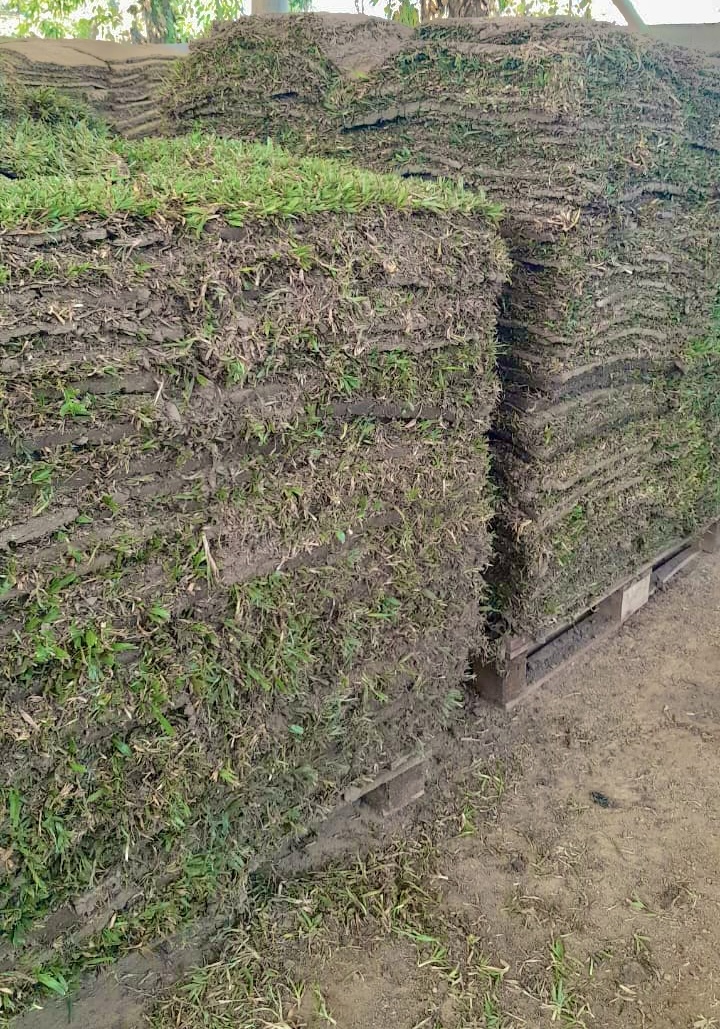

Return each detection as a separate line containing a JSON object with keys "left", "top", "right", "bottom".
{"left": 286, "top": 551, "right": 720, "bottom": 1029}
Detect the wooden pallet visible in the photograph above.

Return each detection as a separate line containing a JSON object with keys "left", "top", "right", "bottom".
{"left": 473, "top": 519, "right": 720, "bottom": 709}
{"left": 343, "top": 750, "right": 429, "bottom": 817}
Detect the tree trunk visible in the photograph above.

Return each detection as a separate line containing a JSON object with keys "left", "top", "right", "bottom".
{"left": 251, "top": 0, "right": 291, "bottom": 13}
{"left": 421, "top": 0, "right": 491, "bottom": 19}
{"left": 140, "top": 0, "right": 177, "bottom": 42}
{"left": 610, "top": 0, "right": 645, "bottom": 31}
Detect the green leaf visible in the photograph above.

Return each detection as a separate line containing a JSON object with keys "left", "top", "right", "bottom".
{"left": 59, "top": 390, "right": 90, "bottom": 418}
{"left": 0, "top": 576, "right": 15, "bottom": 599}
{"left": 34, "top": 971, "right": 69, "bottom": 997}
{"left": 153, "top": 709, "right": 175, "bottom": 737}
{"left": 8, "top": 789, "right": 22, "bottom": 828}
{"left": 31, "top": 465, "right": 52, "bottom": 484}
{"left": 149, "top": 603, "right": 171, "bottom": 624}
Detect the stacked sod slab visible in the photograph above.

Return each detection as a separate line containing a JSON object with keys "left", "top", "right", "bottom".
{"left": 166, "top": 13, "right": 412, "bottom": 146}
{"left": 168, "top": 14, "right": 720, "bottom": 646}
{"left": 0, "top": 106, "right": 506, "bottom": 1010}
{"left": 0, "top": 37, "right": 183, "bottom": 138}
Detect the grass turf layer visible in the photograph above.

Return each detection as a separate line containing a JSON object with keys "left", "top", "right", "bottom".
{"left": 0, "top": 123, "right": 506, "bottom": 1017}
{"left": 0, "top": 122, "right": 500, "bottom": 229}
{"left": 164, "top": 14, "right": 720, "bottom": 641}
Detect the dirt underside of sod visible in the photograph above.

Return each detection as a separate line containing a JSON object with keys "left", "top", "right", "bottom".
{"left": 0, "top": 37, "right": 183, "bottom": 138}
{"left": 166, "top": 14, "right": 720, "bottom": 647}
{"left": 0, "top": 115, "right": 506, "bottom": 1018}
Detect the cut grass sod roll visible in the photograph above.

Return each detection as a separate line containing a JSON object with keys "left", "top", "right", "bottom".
{"left": 0, "top": 116, "right": 507, "bottom": 1016}
{"left": 166, "top": 14, "right": 720, "bottom": 650}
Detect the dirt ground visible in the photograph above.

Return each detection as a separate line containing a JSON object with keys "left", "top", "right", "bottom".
{"left": 282, "top": 550, "right": 720, "bottom": 1029}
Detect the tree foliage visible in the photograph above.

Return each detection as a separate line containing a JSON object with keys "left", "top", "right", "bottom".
{"left": 0, "top": 0, "right": 244, "bottom": 42}
{"left": 1, "top": 0, "right": 603, "bottom": 47}
{"left": 386, "top": 0, "right": 592, "bottom": 25}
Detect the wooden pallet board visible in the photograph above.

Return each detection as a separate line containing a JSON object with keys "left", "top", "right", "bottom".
{"left": 344, "top": 750, "right": 429, "bottom": 817}
{"left": 473, "top": 519, "right": 720, "bottom": 709}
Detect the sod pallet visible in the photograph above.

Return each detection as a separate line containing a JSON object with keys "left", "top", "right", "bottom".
{"left": 167, "top": 15, "right": 720, "bottom": 673}
{"left": 0, "top": 130, "right": 506, "bottom": 1015}
{"left": 166, "top": 13, "right": 411, "bottom": 147}
{"left": 474, "top": 518, "right": 720, "bottom": 708}
{"left": 0, "top": 38, "right": 184, "bottom": 137}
